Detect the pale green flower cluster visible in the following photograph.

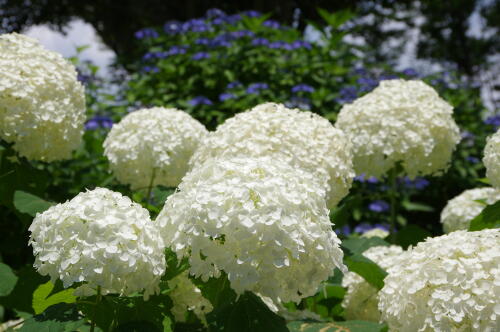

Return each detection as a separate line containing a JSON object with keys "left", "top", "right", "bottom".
{"left": 378, "top": 229, "right": 500, "bottom": 332}
{"left": 103, "top": 107, "right": 208, "bottom": 189}
{"left": 29, "top": 188, "right": 166, "bottom": 299}
{"left": 341, "top": 245, "right": 403, "bottom": 322}
{"left": 190, "top": 102, "right": 355, "bottom": 208}
{"left": 157, "top": 156, "right": 347, "bottom": 303}
{"left": 440, "top": 187, "right": 500, "bottom": 233}
{"left": 483, "top": 129, "right": 500, "bottom": 188}
{"left": 167, "top": 271, "right": 213, "bottom": 324}
{"left": 0, "top": 33, "right": 86, "bottom": 161}
{"left": 336, "top": 79, "right": 460, "bottom": 178}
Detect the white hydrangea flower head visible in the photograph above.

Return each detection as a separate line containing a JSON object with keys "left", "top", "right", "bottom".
{"left": 483, "top": 129, "right": 500, "bottom": 188}
{"left": 156, "top": 156, "right": 347, "bottom": 303}
{"left": 0, "top": 33, "right": 86, "bottom": 161}
{"left": 361, "top": 228, "right": 389, "bottom": 239}
{"left": 189, "top": 102, "right": 354, "bottom": 208}
{"left": 167, "top": 271, "right": 213, "bottom": 324}
{"left": 28, "top": 188, "right": 166, "bottom": 299}
{"left": 341, "top": 245, "right": 403, "bottom": 322}
{"left": 103, "top": 107, "right": 208, "bottom": 189}
{"left": 335, "top": 79, "right": 460, "bottom": 178}
{"left": 379, "top": 229, "right": 500, "bottom": 332}
{"left": 440, "top": 187, "right": 500, "bottom": 233}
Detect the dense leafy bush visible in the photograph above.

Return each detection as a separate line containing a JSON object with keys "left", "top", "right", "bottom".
{"left": 1, "top": 7, "right": 499, "bottom": 332}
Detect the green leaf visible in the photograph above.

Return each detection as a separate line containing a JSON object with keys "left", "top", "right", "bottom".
{"left": 330, "top": 196, "right": 361, "bottom": 228}
{"left": 401, "top": 200, "right": 434, "bottom": 212}
{"left": 32, "top": 281, "right": 76, "bottom": 314}
{"left": 469, "top": 200, "right": 500, "bottom": 231}
{"left": 19, "top": 303, "right": 87, "bottom": 332}
{"left": 341, "top": 237, "right": 389, "bottom": 255}
{"left": 0, "top": 265, "right": 48, "bottom": 314}
{"left": 0, "top": 263, "right": 18, "bottom": 296}
{"left": 13, "top": 191, "right": 53, "bottom": 217}
{"left": 395, "top": 224, "right": 431, "bottom": 249}
{"left": 344, "top": 254, "right": 387, "bottom": 290}
{"left": 288, "top": 320, "right": 387, "bottom": 332}
{"left": 208, "top": 292, "right": 288, "bottom": 332}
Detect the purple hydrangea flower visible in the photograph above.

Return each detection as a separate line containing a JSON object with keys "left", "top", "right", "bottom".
{"left": 192, "top": 52, "right": 210, "bottom": 60}
{"left": 142, "top": 66, "right": 159, "bottom": 73}
{"left": 368, "top": 200, "right": 390, "bottom": 213}
{"left": 219, "top": 92, "right": 236, "bottom": 101}
{"left": 291, "top": 84, "right": 315, "bottom": 93}
{"left": 285, "top": 97, "right": 311, "bottom": 110}
{"left": 335, "top": 225, "right": 352, "bottom": 236}
{"left": 85, "top": 116, "right": 113, "bottom": 130}
{"left": 290, "top": 40, "right": 312, "bottom": 50}
{"left": 263, "top": 20, "right": 280, "bottom": 29}
{"left": 402, "top": 68, "right": 418, "bottom": 77}
{"left": 379, "top": 74, "right": 399, "bottom": 81}
{"left": 484, "top": 115, "right": 500, "bottom": 128}
{"left": 466, "top": 156, "right": 480, "bottom": 164}
{"left": 183, "top": 19, "right": 211, "bottom": 33}
{"left": 357, "top": 77, "right": 379, "bottom": 92}
{"left": 230, "top": 30, "right": 254, "bottom": 38}
{"left": 399, "top": 176, "right": 430, "bottom": 190}
{"left": 189, "top": 96, "right": 213, "bottom": 106}
{"left": 163, "top": 21, "right": 183, "bottom": 34}
{"left": 337, "top": 86, "right": 358, "bottom": 103}
{"left": 246, "top": 83, "right": 269, "bottom": 94}
{"left": 269, "top": 41, "right": 286, "bottom": 49}
{"left": 195, "top": 38, "right": 211, "bottom": 45}
{"left": 226, "top": 81, "right": 242, "bottom": 89}
{"left": 134, "top": 28, "right": 159, "bottom": 39}
{"left": 252, "top": 38, "right": 270, "bottom": 46}
{"left": 243, "top": 10, "right": 261, "bottom": 18}
{"left": 224, "top": 14, "right": 242, "bottom": 25}
{"left": 168, "top": 45, "right": 188, "bottom": 55}
{"left": 206, "top": 8, "right": 226, "bottom": 19}
{"left": 460, "top": 131, "right": 475, "bottom": 140}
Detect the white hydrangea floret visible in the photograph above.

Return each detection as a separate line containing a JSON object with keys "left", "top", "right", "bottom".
{"left": 483, "top": 129, "right": 500, "bottom": 188}
{"left": 378, "top": 229, "right": 500, "bottom": 332}
{"left": 341, "top": 245, "right": 403, "bottom": 322}
{"left": 335, "top": 79, "right": 460, "bottom": 178}
{"left": 167, "top": 271, "right": 213, "bottom": 324}
{"left": 103, "top": 107, "right": 208, "bottom": 189}
{"left": 189, "top": 102, "right": 354, "bottom": 208}
{"left": 0, "top": 33, "right": 86, "bottom": 161}
{"left": 440, "top": 187, "right": 500, "bottom": 233}
{"left": 29, "top": 188, "right": 166, "bottom": 299}
{"left": 156, "top": 156, "right": 347, "bottom": 303}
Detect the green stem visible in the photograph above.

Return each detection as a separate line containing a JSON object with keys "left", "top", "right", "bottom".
{"left": 388, "top": 168, "right": 398, "bottom": 243}
{"left": 90, "top": 286, "right": 101, "bottom": 332}
{"left": 145, "top": 168, "right": 156, "bottom": 205}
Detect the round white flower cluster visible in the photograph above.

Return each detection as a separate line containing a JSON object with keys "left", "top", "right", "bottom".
{"left": 440, "top": 187, "right": 500, "bottom": 233}
{"left": 167, "top": 271, "right": 213, "bottom": 324}
{"left": 378, "top": 229, "right": 500, "bottom": 332}
{"left": 335, "top": 79, "right": 460, "bottom": 178}
{"left": 189, "top": 102, "right": 354, "bottom": 208}
{"left": 156, "top": 157, "right": 346, "bottom": 303}
{"left": 341, "top": 245, "right": 403, "bottom": 322}
{"left": 103, "top": 107, "right": 207, "bottom": 189}
{"left": 0, "top": 33, "right": 86, "bottom": 161}
{"left": 483, "top": 129, "right": 500, "bottom": 188}
{"left": 29, "top": 188, "right": 166, "bottom": 299}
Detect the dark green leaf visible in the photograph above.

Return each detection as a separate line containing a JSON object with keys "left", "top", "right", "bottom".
{"left": 344, "top": 254, "right": 387, "bottom": 290}
{"left": 0, "top": 263, "right": 18, "bottom": 296}
{"left": 19, "top": 303, "right": 87, "bottom": 332}
{"left": 395, "top": 224, "right": 431, "bottom": 249}
{"left": 341, "top": 237, "right": 389, "bottom": 255}
{"left": 13, "top": 191, "right": 53, "bottom": 217}
{"left": 0, "top": 265, "right": 48, "bottom": 314}
{"left": 469, "top": 200, "right": 500, "bottom": 231}
{"left": 288, "top": 320, "right": 387, "bottom": 332}
{"left": 208, "top": 292, "right": 288, "bottom": 332}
